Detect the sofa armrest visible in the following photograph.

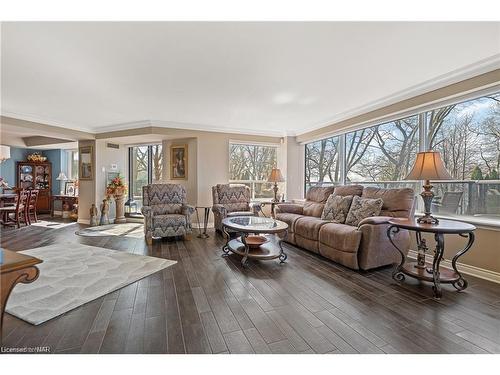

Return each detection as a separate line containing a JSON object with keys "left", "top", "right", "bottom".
{"left": 275, "top": 203, "right": 304, "bottom": 215}
{"left": 357, "top": 216, "right": 393, "bottom": 227}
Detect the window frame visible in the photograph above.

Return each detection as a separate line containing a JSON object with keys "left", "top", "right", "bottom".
{"left": 302, "top": 87, "right": 500, "bottom": 228}
{"left": 228, "top": 140, "right": 282, "bottom": 200}
{"left": 127, "top": 143, "right": 163, "bottom": 202}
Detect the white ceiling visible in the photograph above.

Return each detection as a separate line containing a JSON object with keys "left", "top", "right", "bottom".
{"left": 2, "top": 22, "right": 500, "bottom": 136}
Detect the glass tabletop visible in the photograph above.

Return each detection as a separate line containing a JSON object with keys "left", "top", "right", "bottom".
{"left": 222, "top": 216, "right": 288, "bottom": 233}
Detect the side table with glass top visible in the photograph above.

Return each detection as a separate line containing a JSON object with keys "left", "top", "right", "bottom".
{"left": 221, "top": 216, "right": 288, "bottom": 267}
{"left": 387, "top": 218, "right": 476, "bottom": 299}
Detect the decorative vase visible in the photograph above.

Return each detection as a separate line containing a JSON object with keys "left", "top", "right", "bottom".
{"left": 114, "top": 193, "right": 126, "bottom": 224}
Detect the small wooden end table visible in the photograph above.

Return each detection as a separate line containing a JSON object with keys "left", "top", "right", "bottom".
{"left": 221, "top": 216, "right": 288, "bottom": 267}
{"left": 387, "top": 218, "right": 476, "bottom": 299}
{"left": 1, "top": 249, "right": 42, "bottom": 336}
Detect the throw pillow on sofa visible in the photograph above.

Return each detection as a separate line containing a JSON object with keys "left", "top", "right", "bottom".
{"left": 321, "top": 194, "right": 353, "bottom": 223}
{"left": 345, "top": 195, "right": 384, "bottom": 226}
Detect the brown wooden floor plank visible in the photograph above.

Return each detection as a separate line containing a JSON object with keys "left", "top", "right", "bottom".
{"left": 223, "top": 330, "right": 254, "bottom": 354}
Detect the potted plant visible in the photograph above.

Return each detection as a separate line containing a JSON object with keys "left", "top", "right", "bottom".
{"left": 106, "top": 175, "right": 128, "bottom": 223}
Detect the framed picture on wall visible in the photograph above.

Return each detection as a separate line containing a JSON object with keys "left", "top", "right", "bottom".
{"left": 170, "top": 144, "right": 188, "bottom": 180}
{"left": 65, "top": 181, "right": 77, "bottom": 196}
{"left": 79, "top": 145, "right": 93, "bottom": 180}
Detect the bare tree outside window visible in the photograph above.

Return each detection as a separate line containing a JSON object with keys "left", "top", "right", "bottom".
{"left": 346, "top": 115, "right": 419, "bottom": 182}
{"left": 303, "top": 92, "right": 500, "bottom": 221}
{"left": 229, "top": 144, "right": 278, "bottom": 198}
{"left": 305, "top": 136, "right": 340, "bottom": 189}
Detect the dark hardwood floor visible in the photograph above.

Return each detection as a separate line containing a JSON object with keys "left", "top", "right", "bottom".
{"left": 1, "top": 217, "right": 499, "bottom": 354}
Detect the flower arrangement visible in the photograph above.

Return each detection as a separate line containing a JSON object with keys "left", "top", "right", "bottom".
{"left": 27, "top": 152, "right": 47, "bottom": 162}
{"left": 106, "top": 175, "right": 127, "bottom": 199}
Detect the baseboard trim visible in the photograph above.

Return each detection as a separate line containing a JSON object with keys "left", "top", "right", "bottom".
{"left": 407, "top": 250, "right": 500, "bottom": 284}
{"left": 77, "top": 219, "right": 90, "bottom": 225}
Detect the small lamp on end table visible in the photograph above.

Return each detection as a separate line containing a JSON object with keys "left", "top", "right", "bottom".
{"left": 405, "top": 151, "right": 452, "bottom": 225}
{"left": 56, "top": 172, "right": 68, "bottom": 195}
{"left": 268, "top": 168, "right": 285, "bottom": 203}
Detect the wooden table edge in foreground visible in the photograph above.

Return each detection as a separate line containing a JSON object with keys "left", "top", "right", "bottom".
{"left": 0, "top": 249, "right": 42, "bottom": 339}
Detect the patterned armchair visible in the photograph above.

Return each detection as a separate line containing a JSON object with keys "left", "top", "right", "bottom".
{"left": 141, "top": 184, "right": 195, "bottom": 244}
{"left": 211, "top": 184, "right": 261, "bottom": 233}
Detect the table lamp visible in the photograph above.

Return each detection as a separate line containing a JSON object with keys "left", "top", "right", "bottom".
{"left": 56, "top": 172, "right": 68, "bottom": 195}
{"left": 405, "top": 151, "right": 452, "bottom": 224}
{"left": 268, "top": 168, "right": 285, "bottom": 202}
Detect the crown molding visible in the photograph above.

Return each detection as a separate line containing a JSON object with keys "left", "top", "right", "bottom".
{"left": 296, "top": 54, "right": 500, "bottom": 136}
{"left": 0, "top": 110, "right": 95, "bottom": 134}
{"left": 93, "top": 119, "right": 287, "bottom": 138}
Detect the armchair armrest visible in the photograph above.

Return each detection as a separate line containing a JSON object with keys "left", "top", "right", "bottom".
{"left": 275, "top": 203, "right": 304, "bottom": 215}
{"left": 249, "top": 201, "right": 262, "bottom": 214}
{"left": 141, "top": 205, "right": 153, "bottom": 216}
{"left": 141, "top": 205, "right": 153, "bottom": 231}
{"left": 357, "top": 216, "right": 393, "bottom": 227}
{"left": 182, "top": 204, "right": 195, "bottom": 216}
{"left": 212, "top": 204, "right": 227, "bottom": 217}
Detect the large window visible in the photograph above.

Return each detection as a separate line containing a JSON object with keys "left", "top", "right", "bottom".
{"left": 346, "top": 115, "right": 418, "bottom": 183}
{"left": 229, "top": 143, "right": 278, "bottom": 199}
{"left": 66, "top": 150, "right": 79, "bottom": 180}
{"left": 129, "top": 144, "right": 163, "bottom": 209}
{"left": 427, "top": 94, "right": 500, "bottom": 220}
{"left": 305, "top": 136, "right": 340, "bottom": 190}
{"left": 303, "top": 91, "right": 500, "bottom": 223}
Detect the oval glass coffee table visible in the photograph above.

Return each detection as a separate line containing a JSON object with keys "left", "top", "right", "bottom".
{"left": 221, "top": 216, "right": 288, "bottom": 267}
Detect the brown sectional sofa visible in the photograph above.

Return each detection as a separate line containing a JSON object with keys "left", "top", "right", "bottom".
{"left": 275, "top": 185, "right": 415, "bottom": 270}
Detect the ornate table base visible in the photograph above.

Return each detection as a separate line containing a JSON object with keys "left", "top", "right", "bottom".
{"left": 387, "top": 218, "right": 475, "bottom": 300}
{"left": 1, "top": 250, "right": 42, "bottom": 338}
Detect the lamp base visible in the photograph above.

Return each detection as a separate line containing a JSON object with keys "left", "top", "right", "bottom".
{"left": 418, "top": 180, "right": 439, "bottom": 225}
{"left": 417, "top": 214, "right": 439, "bottom": 225}
{"left": 272, "top": 183, "right": 279, "bottom": 203}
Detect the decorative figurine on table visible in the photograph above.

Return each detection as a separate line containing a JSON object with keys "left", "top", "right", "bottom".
{"left": 89, "top": 204, "right": 98, "bottom": 226}
{"left": 99, "top": 199, "right": 110, "bottom": 225}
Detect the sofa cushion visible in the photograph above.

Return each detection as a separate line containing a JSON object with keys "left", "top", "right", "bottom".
{"left": 275, "top": 212, "right": 303, "bottom": 233}
{"left": 361, "top": 186, "right": 414, "bottom": 218}
{"left": 321, "top": 194, "right": 353, "bottom": 223}
{"left": 333, "top": 184, "right": 363, "bottom": 197}
{"left": 303, "top": 202, "right": 325, "bottom": 217}
{"left": 345, "top": 196, "right": 383, "bottom": 226}
{"left": 294, "top": 216, "right": 329, "bottom": 240}
{"left": 319, "top": 222, "right": 362, "bottom": 253}
{"left": 305, "top": 186, "right": 335, "bottom": 203}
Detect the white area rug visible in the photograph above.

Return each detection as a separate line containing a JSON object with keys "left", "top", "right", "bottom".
{"left": 75, "top": 223, "right": 144, "bottom": 238}
{"left": 28, "top": 220, "right": 78, "bottom": 229}
{"left": 6, "top": 243, "right": 176, "bottom": 325}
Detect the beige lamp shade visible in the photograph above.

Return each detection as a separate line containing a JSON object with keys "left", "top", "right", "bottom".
{"left": 268, "top": 168, "right": 285, "bottom": 183}
{"left": 405, "top": 151, "right": 452, "bottom": 181}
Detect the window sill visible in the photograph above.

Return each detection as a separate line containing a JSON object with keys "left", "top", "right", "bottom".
{"left": 415, "top": 212, "right": 500, "bottom": 231}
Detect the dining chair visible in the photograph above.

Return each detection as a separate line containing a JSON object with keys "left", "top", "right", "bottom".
{"left": 27, "top": 189, "right": 39, "bottom": 224}
{"left": 0, "top": 190, "right": 30, "bottom": 228}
